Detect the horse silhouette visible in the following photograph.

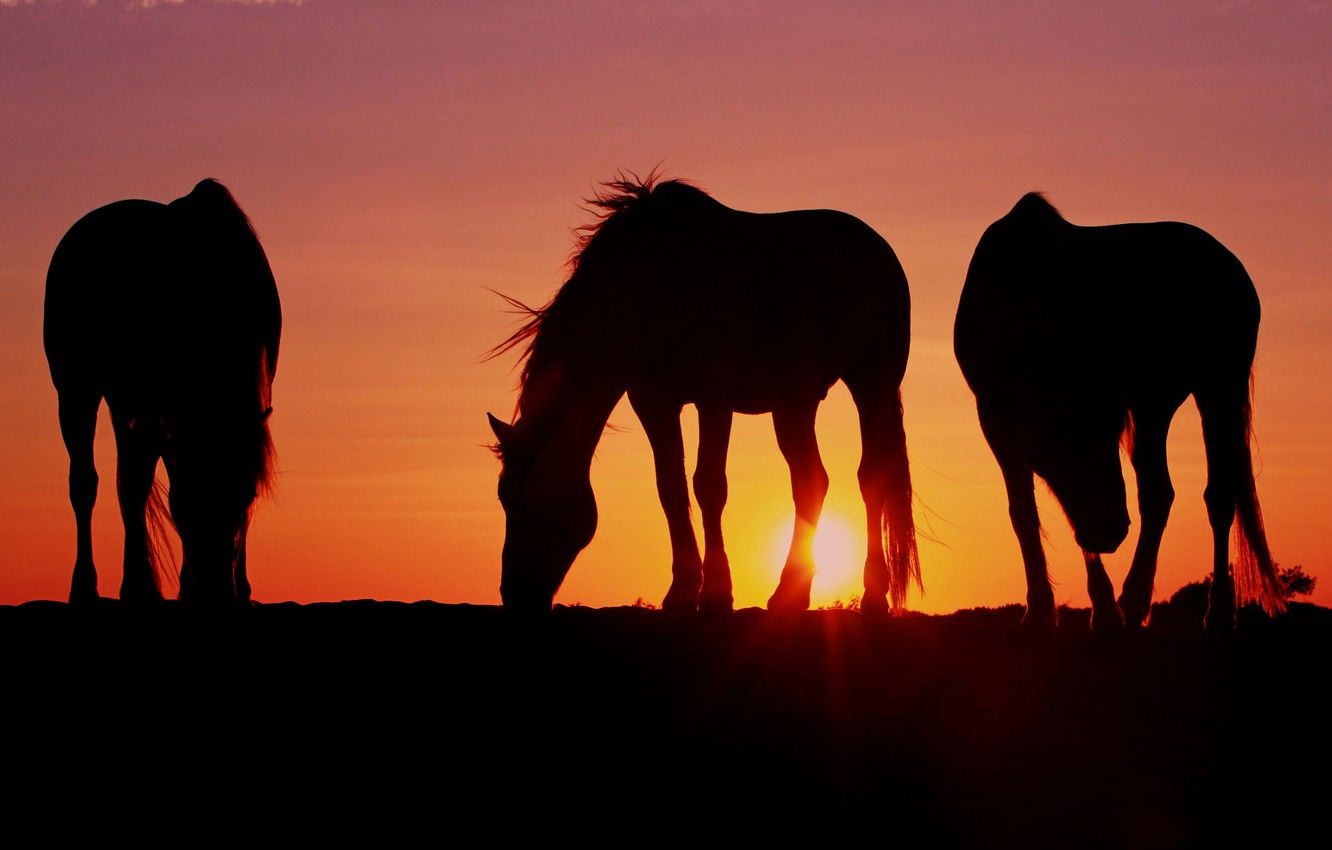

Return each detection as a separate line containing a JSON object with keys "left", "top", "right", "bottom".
{"left": 45, "top": 179, "right": 281, "bottom": 606}
{"left": 489, "top": 172, "right": 918, "bottom": 614}
{"left": 954, "top": 193, "right": 1282, "bottom": 630}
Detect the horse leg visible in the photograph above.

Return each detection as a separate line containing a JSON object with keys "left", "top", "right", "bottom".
{"left": 111, "top": 412, "right": 163, "bottom": 604}
{"left": 58, "top": 386, "right": 100, "bottom": 605}
{"left": 1119, "top": 410, "right": 1175, "bottom": 627}
{"left": 1083, "top": 552, "right": 1122, "bottom": 631}
{"left": 1198, "top": 387, "right": 1245, "bottom": 631}
{"left": 767, "top": 401, "right": 828, "bottom": 612}
{"left": 845, "top": 371, "right": 909, "bottom": 615}
{"left": 235, "top": 518, "right": 252, "bottom": 605}
{"left": 999, "top": 457, "right": 1056, "bottom": 630}
{"left": 630, "top": 395, "right": 703, "bottom": 613}
{"left": 693, "top": 405, "right": 733, "bottom": 614}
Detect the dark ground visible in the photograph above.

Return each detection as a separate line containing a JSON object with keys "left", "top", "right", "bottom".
{"left": 2, "top": 601, "right": 1328, "bottom": 844}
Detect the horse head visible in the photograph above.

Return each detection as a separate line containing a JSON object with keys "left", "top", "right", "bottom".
{"left": 1025, "top": 394, "right": 1131, "bottom": 554}
{"left": 489, "top": 412, "right": 598, "bottom": 611}
{"left": 166, "top": 404, "right": 274, "bottom": 603}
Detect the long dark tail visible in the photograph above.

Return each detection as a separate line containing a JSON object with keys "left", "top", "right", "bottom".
{"left": 145, "top": 479, "right": 179, "bottom": 591}
{"left": 884, "top": 389, "right": 921, "bottom": 610}
{"left": 1233, "top": 383, "right": 1284, "bottom": 614}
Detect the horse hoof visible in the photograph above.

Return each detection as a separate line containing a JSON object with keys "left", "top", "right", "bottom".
{"left": 1117, "top": 583, "right": 1153, "bottom": 628}
{"left": 1021, "top": 604, "right": 1057, "bottom": 632}
{"left": 860, "top": 594, "right": 890, "bottom": 617}
{"left": 699, "top": 594, "right": 733, "bottom": 616}
{"left": 661, "top": 589, "right": 700, "bottom": 614}
{"left": 178, "top": 585, "right": 243, "bottom": 609}
{"left": 68, "top": 584, "right": 99, "bottom": 607}
{"left": 1205, "top": 575, "right": 1235, "bottom": 631}
{"left": 1204, "top": 605, "right": 1235, "bottom": 632}
{"left": 1090, "top": 605, "right": 1125, "bottom": 633}
{"left": 767, "top": 583, "right": 810, "bottom": 613}
{"left": 120, "top": 581, "right": 163, "bottom": 606}
{"left": 69, "top": 563, "right": 99, "bottom": 606}
{"left": 1118, "top": 598, "right": 1150, "bottom": 629}
{"left": 699, "top": 570, "right": 732, "bottom": 615}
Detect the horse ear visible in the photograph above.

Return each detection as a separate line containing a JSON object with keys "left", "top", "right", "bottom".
{"left": 488, "top": 412, "right": 515, "bottom": 445}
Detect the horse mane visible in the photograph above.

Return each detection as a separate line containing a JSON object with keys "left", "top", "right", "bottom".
{"left": 486, "top": 169, "right": 711, "bottom": 411}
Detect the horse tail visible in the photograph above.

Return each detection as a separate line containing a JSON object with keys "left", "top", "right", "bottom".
{"left": 1233, "top": 375, "right": 1284, "bottom": 614}
{"left": 145, "top": 478, "right": 179, "bottom": 590}
{"left": 174, "top": 178, "right": 256, "bottom": 234}
{"left": 256, "top": 390, "right": 278, "bottom": 498}
{"left": 883, "top": 388, "right": 921, "bottom": 610}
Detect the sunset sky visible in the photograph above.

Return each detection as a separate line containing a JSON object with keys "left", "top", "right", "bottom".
{"left": 1, "top": 1, "right": 1329, "bottom": 611}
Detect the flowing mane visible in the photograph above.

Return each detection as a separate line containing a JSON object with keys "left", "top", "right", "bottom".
{"left": 487, "top": 170, "right": 709, "bottom": 402}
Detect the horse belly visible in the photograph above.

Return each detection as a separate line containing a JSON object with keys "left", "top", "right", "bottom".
{"left": 646, "top": 347, "right": 838, "bottom": 414}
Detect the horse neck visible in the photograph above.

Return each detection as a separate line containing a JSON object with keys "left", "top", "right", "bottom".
{"left": 518, "top": 358, "right": 623, "bottom": 474}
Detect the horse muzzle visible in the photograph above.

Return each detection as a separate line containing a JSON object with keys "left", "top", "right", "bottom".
{"left": 1074, "top": 517, "right": 1131, "bottom": 554}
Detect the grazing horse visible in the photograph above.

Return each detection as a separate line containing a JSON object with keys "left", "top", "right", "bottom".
{"left": 954, "top": 193, "right": 1281, "bottom": 630}
{"left": 488, "top": 173, "right": 918, "bottom": 614}
{"left": 45, "top": 179, "right": 281, "bottom": 605}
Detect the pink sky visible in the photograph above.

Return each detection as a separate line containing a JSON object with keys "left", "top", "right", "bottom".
{"left": 1, "top": 1, "right": 1329, "bottom": 610}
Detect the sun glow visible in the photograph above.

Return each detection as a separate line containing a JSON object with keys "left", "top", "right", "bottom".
{"left": 769, "top": 513, "right": 864, "bottom": 607}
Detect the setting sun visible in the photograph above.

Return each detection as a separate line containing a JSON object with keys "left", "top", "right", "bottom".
{"left": 769, "top": 513, "right": 864, "bottom": 607}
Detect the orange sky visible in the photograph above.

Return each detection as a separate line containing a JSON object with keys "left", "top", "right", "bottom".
{"left": 1, "top": 1, "right": 1329, "bottom": 611}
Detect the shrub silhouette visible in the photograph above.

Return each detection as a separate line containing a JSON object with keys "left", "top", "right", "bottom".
{"left": 1151, "top": 563, "right": 1313, "bottom": 628}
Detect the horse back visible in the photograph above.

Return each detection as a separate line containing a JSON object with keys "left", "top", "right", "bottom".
{"left": 632, "top": 206, "right": 909, "bottom": 409}
{"left": 44, "top": 200, "right": 179, "bottom": 389}
{"left": 44, "top": 191, "right": 280, "bottom": 405}
{"left": 956, "top": 210, "right": 1260, "bottom": 403}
